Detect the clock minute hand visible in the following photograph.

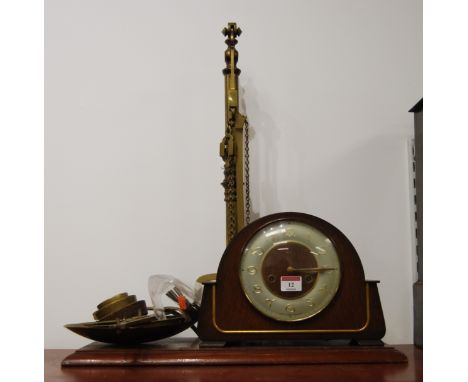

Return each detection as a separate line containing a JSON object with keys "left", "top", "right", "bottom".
{"left": 286, "top": 266, "right": 337, "bottom": 273}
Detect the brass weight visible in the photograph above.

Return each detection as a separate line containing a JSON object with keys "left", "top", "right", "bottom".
{"left": 93, "top": 293, "right": 147, "bottom": 321}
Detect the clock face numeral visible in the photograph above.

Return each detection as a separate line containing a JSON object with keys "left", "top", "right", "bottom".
{"left": 285, "top": 228, "right": 296, "bottom": 238}
{"left": 265, "top": 298, "right": 276, "bottom": 309}
{"left": 315, "top": 246, "right": 327, "bottom": 255}
{"left": 250, "top": 248, "right": 264, "bottom": 257}
{"left": 285, "top": 304, "right": 296, "bottom": 313}
{"left": 253, "top": 284, "right": 262, "bottom": 294}
{"left": 306, "top": 298, "right": 315, "bottom": 307}
{"left": 247, "top": 266, "right": 257, "bottom": 275}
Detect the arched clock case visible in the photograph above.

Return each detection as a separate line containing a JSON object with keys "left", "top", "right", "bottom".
{"left": 197, "top": 212, "right": 386, "bottom": 343}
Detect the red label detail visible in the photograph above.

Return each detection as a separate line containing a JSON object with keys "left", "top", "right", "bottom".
{"left": 280, "top": 276, "right": 301, "bottom": 281}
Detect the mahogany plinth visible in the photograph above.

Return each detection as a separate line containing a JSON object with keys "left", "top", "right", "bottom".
{"left": 61, "top": 337, "right": 407, "bottom": 367}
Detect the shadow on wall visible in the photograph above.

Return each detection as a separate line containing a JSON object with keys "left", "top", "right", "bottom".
{"left": 309, "top": 132, "right": 410, "bottom": 220}
{"left": 240, "top": 77, "right": 282, "bottom": 221}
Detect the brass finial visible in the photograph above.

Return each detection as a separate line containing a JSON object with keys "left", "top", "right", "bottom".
{"left": 222, "top": 22, "right": 242, "bottom": 75}
{"left": 222, "top": 22, "right": 242, "bottom": 44}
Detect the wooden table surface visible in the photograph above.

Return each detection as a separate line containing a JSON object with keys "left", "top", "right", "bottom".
{"left": 45, "top": 344, "right": 422, "bottom": 382}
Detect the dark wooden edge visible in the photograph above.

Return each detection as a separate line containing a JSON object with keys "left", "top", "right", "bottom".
{"left": 61, "top": 340, "right": 407, "bottom": 367}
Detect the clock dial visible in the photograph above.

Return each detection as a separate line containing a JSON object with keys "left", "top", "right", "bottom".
{"left": 239, "top": 220, "right": 341, "bottom": 321}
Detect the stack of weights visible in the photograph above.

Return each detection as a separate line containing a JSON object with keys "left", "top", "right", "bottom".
{"left": 93, "top": 293, "right": 148, "bottom": 321}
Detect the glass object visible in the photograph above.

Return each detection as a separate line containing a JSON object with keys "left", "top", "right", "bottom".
{"left": 148, "top": 274, "right": 195, "bottom": 320}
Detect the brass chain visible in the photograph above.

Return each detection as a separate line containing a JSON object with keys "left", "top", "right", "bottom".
{"left": 244, "top": 117, "right": 251, "bottom": 225}
{"left": 223, "top": 116, "right": 237, "bottom": 243}
{"left": 222, "top": 116, "right": 251, "bottom": 242}
{"left": 226, "top": 155, "right": 237, "bottom": 242}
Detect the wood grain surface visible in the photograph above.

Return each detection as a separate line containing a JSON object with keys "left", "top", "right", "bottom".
{"left": 46, "top": 344, "right": 422, "bottom": 382}
{"left": 61, "top": 338, "right": 407, "bottom": 366}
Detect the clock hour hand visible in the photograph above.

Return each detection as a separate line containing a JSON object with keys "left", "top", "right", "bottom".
{"left": 286, "top": 266, "right": 337, "bottom": 273}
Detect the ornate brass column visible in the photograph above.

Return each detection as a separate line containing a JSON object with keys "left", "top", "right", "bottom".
{"left": 220, "top": 22, "right": 247, "bottom": 244}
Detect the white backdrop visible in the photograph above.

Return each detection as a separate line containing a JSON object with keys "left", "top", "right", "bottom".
{"left": 45, "top": 0, "right": 422, "bottom": 348}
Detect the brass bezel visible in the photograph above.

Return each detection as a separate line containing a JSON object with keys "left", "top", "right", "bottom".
{"left": 238, "top": 221, "right": 342, "bottom": 322}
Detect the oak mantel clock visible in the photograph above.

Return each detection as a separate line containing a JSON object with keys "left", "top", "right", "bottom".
{"left": 197, "top": 212, "right": 386, "bottom": 343}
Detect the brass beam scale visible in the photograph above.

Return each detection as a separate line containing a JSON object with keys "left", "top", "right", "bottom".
{"left": 220, "top": 22, "right": 249, "bottom": 244}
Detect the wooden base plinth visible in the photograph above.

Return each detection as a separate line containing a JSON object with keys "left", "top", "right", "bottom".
{"left": 62, "top": 338, "right": 407, "bottom": 367}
